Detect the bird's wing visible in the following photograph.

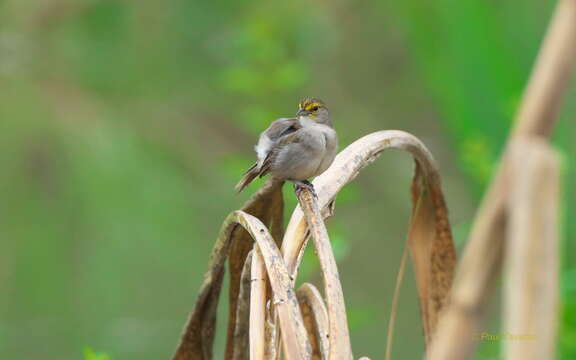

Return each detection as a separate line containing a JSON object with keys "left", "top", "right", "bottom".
{"left": 264, "top": 117, "right": 301, "bottom": 141}
{"left": 259, "top": 130, "right": 302, "bottom": 178}
{"left": 255, "top": 117, "right": 301, "bottom": 174}
{"left": 236, "top": 118, "right": 301, "bottom": 192}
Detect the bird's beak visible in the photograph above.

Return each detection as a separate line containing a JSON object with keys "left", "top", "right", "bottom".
{"left": 297, "top": 109, "right": 310, "bottom": 117}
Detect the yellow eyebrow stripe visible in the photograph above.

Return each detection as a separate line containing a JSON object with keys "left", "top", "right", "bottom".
{"left": 304, "top": 103, "right": 321, "bottom": 111}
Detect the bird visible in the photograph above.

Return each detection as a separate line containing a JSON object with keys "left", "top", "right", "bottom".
{"left": 235, "top": 98, "right": 338, "bottom": 196}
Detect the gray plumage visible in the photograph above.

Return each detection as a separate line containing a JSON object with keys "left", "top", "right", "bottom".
{"left": 235, "top": 98, "right": 338, "bottom": 193}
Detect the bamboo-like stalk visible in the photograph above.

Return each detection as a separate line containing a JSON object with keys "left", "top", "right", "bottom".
{"left": 250, "top": 247, "right": 267, "bottom": 360}
{"left": 296, "top": 187, "right": 353, "bottom": 360}
{"left": 428, "top": 0, "right": 576, "bottom": 358}
{"left": 512, "top": 0, "right": 576, "bottom": 137}
{"left": 504, "top": 140, "right": 560, "bottom": 360}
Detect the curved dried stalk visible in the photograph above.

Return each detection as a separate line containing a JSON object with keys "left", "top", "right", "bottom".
{"left": 226, "top": 179, "right": 285, "bottom": 358}
{"left": 171, "top": 179, "right": 287, "bottom": 360}
{"left": 233, "top": 211, "right": 311, "bottom": 360}
{"left": 297, "top": 283, "right": 330, "bottom": 360}
{"left": 232, "top": 251, "right": 253, "bottom": 360}
{"left": 296, "top": 188, "right": 353, "bottom": 359}
{"left": 281, "top": 130, "right": 456, "bottom": 345}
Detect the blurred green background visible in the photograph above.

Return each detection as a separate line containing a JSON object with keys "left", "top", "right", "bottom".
{"left": 0, "top": 0, "right": 574, "bottom": 359}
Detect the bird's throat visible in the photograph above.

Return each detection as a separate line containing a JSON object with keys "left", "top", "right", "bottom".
{"left": 298, "top": 116, "right": 316, "bottom": 127}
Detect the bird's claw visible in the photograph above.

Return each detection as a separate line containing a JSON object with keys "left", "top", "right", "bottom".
{"left": 294, "top": 180, "right": 317, "bottom": 198}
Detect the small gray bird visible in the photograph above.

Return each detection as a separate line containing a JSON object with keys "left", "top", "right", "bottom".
{"left": 235, "top": 98, "right": 338, "bottom": 195}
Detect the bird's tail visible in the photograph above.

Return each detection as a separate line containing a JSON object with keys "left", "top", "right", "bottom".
{"left": 235, "top": 163, "right": 260, "bottom": 193}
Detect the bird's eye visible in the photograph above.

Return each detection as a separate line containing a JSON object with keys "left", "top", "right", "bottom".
{"left": 312, "top": 106, "right": 319, "bottom": 111}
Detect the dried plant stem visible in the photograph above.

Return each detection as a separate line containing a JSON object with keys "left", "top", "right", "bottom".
{"left": 504, "top": 140, "right": 560, "bottom": 360}
{"left": 250, "top": 248, "right": 267, "bottom": 360}
{"left": 226, "top": 179, "right": 285, "bottom": 359}
{"left": 172, "top": 203, "right": 308, "bottom": 360}
{"left": 234, "top": 211, "right": 311, "bottom": 360}
{"left": 385, "top": 246, "right": 408, "bottom": 360}
{"left": 296, "top": 187, "right": 353, "bottom": 360}
{"left": 512, "top": 0, "right": 576, "bottom": 138}
{"left": 428, "top": 0, "right": 575, "bottom": 358}
{"left": 264, "top": 309, "right": 278, "bottom": 360}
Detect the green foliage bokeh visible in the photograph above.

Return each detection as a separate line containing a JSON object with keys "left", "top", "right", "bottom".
{"left": 0, "top": 0, "right": 574, "bottom": 359}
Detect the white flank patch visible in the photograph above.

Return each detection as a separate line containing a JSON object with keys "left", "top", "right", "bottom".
{"left": 255, "top": 134, "right": 273, "bottom": 166}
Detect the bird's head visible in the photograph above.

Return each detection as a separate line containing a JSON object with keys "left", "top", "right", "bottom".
{"left": 297, "top": 98, "right": 331, "bottom": 126}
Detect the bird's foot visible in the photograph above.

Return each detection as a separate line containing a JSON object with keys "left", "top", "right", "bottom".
{"left": 293, "top": 180, "right": 317, "bottom": 198}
